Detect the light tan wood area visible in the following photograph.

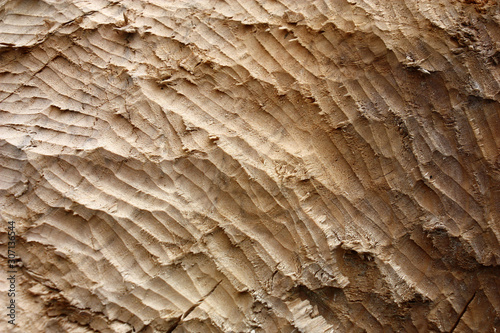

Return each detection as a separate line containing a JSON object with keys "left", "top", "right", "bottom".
{"left": 0, "top": 0, "right": 499, "bottom": 332}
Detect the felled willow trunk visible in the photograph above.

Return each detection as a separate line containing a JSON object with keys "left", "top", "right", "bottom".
{"left": 0, "top": 0, "right": 499, "bottom": 332}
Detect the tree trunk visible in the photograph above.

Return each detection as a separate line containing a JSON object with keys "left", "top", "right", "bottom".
{"left": 0, "top": 0, "right": 499, "bottom": 332}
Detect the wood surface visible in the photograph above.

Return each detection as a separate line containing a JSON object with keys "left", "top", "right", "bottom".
{"left": 0, "top": 0, "right": 499, "bottom": 332}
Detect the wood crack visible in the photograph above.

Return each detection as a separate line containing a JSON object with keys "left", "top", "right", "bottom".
{"left": 166, "top": 280, "right": 222, "bottom": 333}
{"left": 449, "top": 291, "right": 477, "bottom": 333}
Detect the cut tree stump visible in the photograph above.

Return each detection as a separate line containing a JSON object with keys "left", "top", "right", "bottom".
{"left": 0, "top": 0, "right": 499, "bottom": 332}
